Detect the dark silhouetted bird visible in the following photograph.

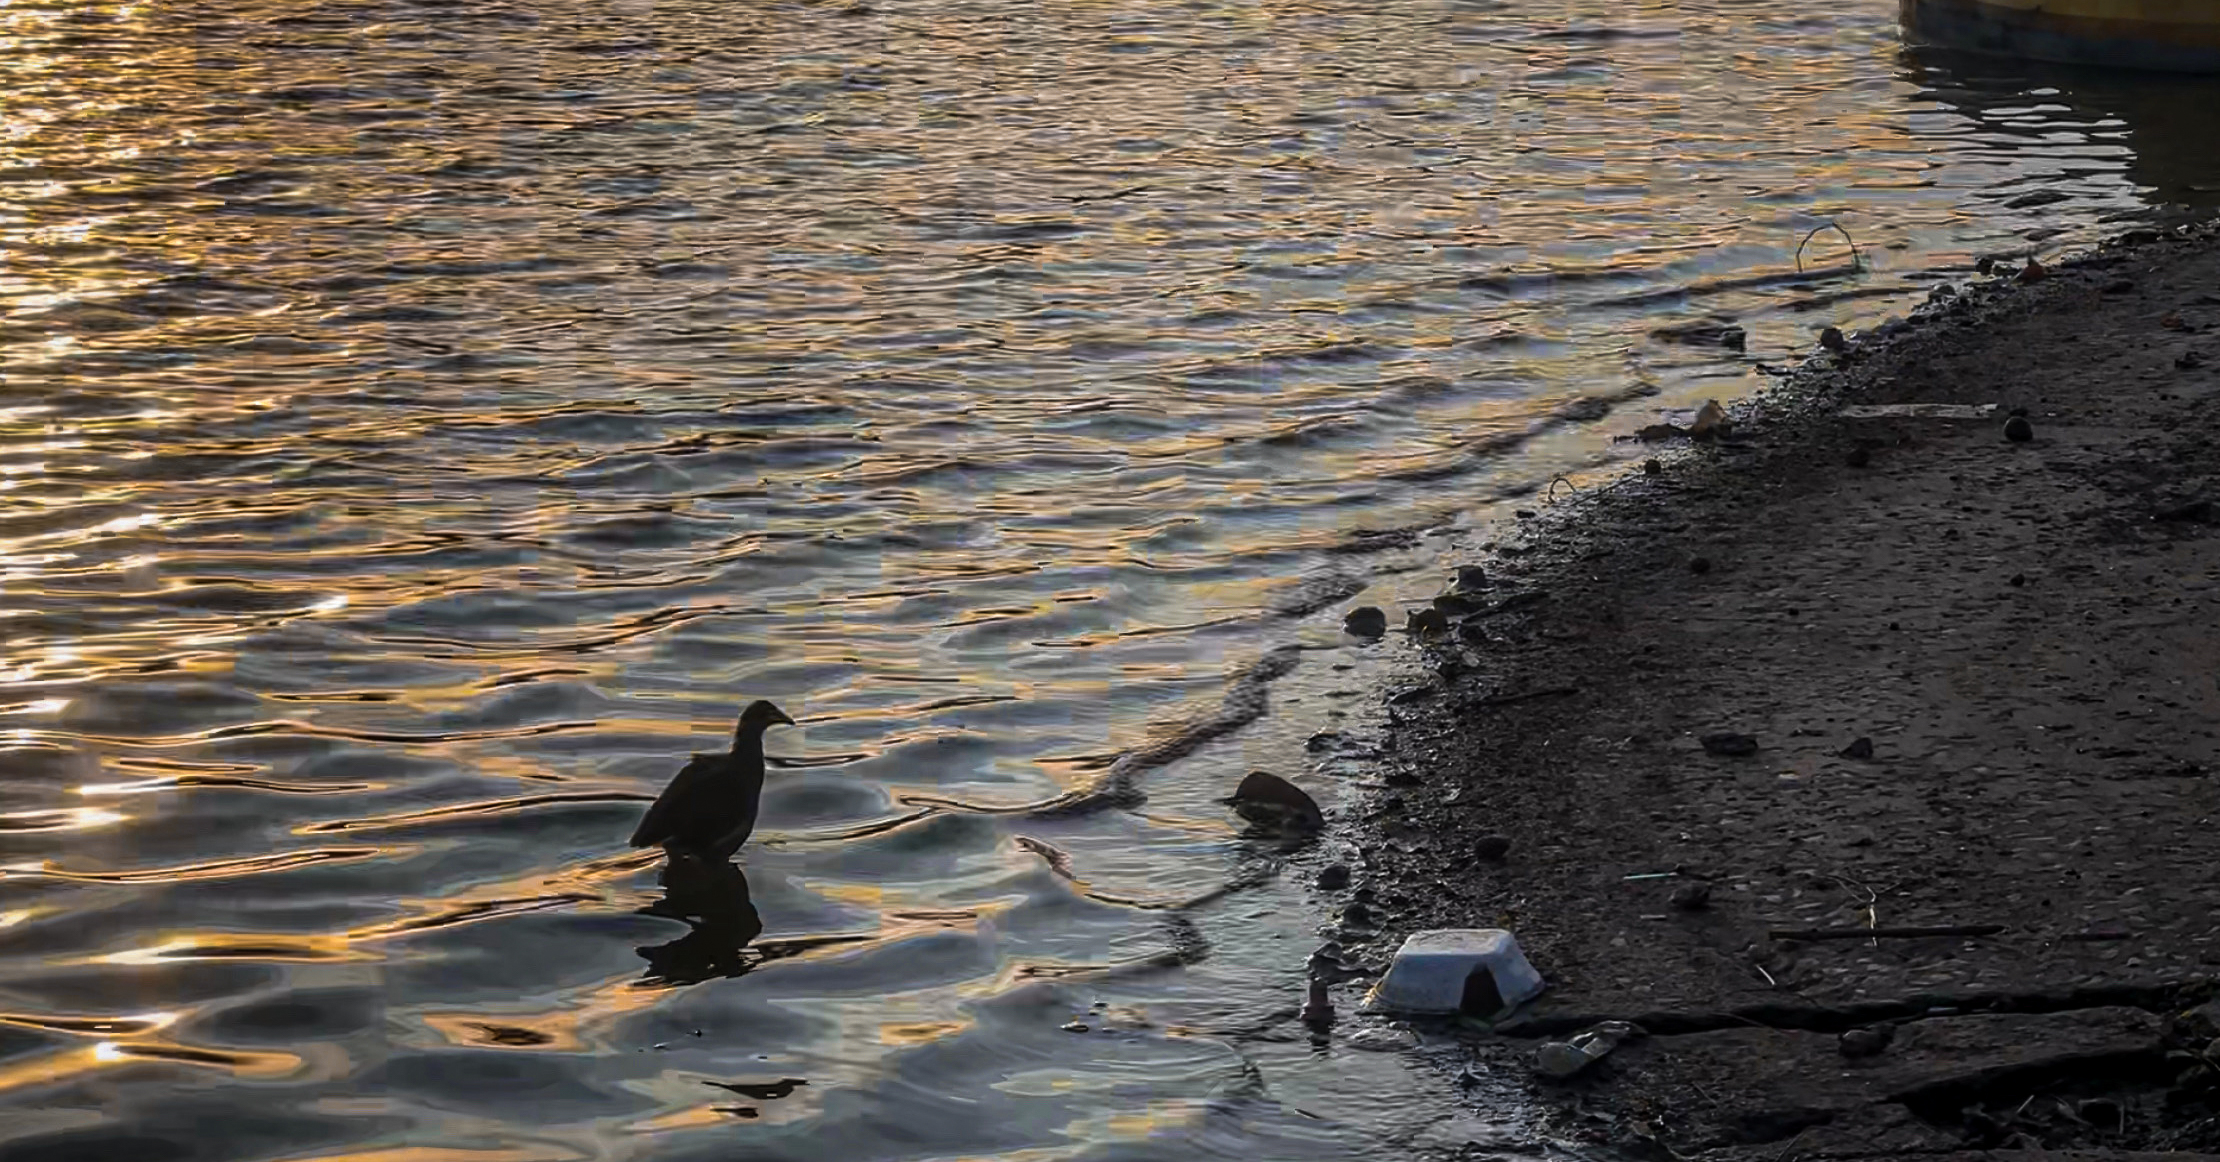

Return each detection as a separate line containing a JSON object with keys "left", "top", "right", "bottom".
{"left": 631, "top": 700, "right": 795, "bottom": 862}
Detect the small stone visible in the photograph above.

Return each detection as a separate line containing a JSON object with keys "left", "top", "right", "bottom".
{"left": 1346, "top": 1027, "right": 1417, "bottom": 1052}
{"left": 1406, "top": 607, "right": 1449, "bottom": 638}
{"left": 1643, "top": 458, "right": 1662, "bottom": 475}
{"left": 1453, "top": 565, "right": 1489, "bottom": 592}
{"left": 1819, "top": 326, "right": 1848, "bottom": 353}
{"left": 1433, "top": 591, "right": 1484, "bottom": 616}
{"left": 2103, "top": 278, "right": 2135, "bottom": 294}
{"left": 2017, "top": 257, "right": 2048, "bottom": 283}
{"left": 1840, "top": 736, "right": 1875, "bottom": 761}
{"left": 2156, "top": 499, "right": 2215, "bottom": 524}
{"left": 1689, "top": 556, "right": 1712, "bottom": 575}
{"left": 1299, "top": 979, "right": 1334, "bottom": 1029}
{"left": 2179, "top": 350, "right": 2208, "bottom": 370}
{"left": 1474, "top": 835, "right": 1512, "bottom": 861}
{"left": 2078, "top": 1097, "right": 2122, "bottom": 1129}
{"left": 1669, "top": 881, "right": 1712, "bottom": 911}
{"left": 1386, "top": 684, "right": 1435, "bottom": 706}
{"left": 1845, "top": 445, "right": 1870, "bottom": 468}
{"left": 1700, "top": 732, "right": 1759, "bottom": 757}
{"left": 1061, "top": 1021, "right": 1090, "bottom": 1034}
{"left": 1839, "top": 1025, "right": 1892, "bottom": 1057}
{"left": 1343, "top": 606, "right": 1388, "bottom": 637}
{"left": 2008, "top": 572, "right": 2025, "bottom": 587}
{"left": 1316, "top": 863, "right": 1351, "bottom": 890}
{"left": 2003, "top": 415, "right": 2034, "bottom": 442}
{"left": 1340, "top": 902, "right": 1375, "bottom": 928}
{"left": 1976, "top": 255, "right": 1996, "bottom": 275}
{"left": 1306, "top": 730, "right": 1347, "bottom": 753}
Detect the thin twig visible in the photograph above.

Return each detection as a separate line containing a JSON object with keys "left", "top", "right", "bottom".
{"left": 1795, "top": 220, "right": 1863, "bottom": 274}
{"left": 1770, "top": 924, "right": 2005, "bottom": 941}
{"left": 1547, "top": 473, "right": 1582, "bottom": 501}
{"left": 1471, "top": 685, "right": 1580, "bottom": 708}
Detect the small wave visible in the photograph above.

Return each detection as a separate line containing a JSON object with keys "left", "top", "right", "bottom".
{"left": 17, "top": 847, "right": 384, "bottom": 884}
{"left": 301, "top": 791, "right": 647, "bottom": 835}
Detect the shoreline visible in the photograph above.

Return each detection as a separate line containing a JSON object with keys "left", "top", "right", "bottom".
{"left": 1337, "top": 220, "right": 2220, "bottom": 1159}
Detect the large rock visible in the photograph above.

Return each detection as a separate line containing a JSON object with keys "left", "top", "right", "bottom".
{"left": 1228, "top": 770, "right": 1322, "bottom": 832}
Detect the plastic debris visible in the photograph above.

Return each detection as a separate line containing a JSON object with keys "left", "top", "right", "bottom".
{"left": 1534, "top": 1020, "right": 1642, "bottom": 1079}
{"left": 1367, "top": 929, "right": 1545, "bottom": 1018}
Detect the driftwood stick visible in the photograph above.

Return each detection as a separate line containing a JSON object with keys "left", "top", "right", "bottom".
{"left": 1471, "top": 685, "right": 1580, "bottom": 708}
{"left": 1770, "top": 924, "right": 2004, "bottom": 942}
{"left": 1794, "top": 219, "right": 1863, "bottom": 273}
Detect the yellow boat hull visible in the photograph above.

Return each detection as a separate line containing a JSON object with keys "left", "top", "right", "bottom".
{"left": 1902, "top": 0, "right": 2220, "bottom": 71}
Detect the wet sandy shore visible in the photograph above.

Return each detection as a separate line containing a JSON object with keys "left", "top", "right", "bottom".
{"left": 1341, "top": 222, "right": 2220, "bottom": 1159}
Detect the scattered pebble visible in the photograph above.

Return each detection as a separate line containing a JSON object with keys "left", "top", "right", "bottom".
{"left": 2103, "top": 278, "right": 2136, "bottom": 294}
{"left": 2156, "top": 498, "right": 2215, "bottom": 524}
{"left": 1839, "top": 1025, "right": 1892, "bottom": 1058}
{"left": 2009, "top": 572, "right": 2026, "bottom": 587}
{"left": 1343, "top": 606, "right": 1388, "bottom": 637}
{"left": 2079, "top": 1097, "right": 2123, "bottom": 1129}
{"left": 2017, "top": 257, "right": 2048, "bottom": 284}
{"left": 1306, "top": 730, "right": 1348, "bottom": 753}
{"left": 1845, "top": 446, "right": 1870, "bottom": 468}
{"left": 1475, "top": 834, "right": 1512, "bottom": 862}
{"left": 1453, "top": 565, "right": 1489, "bottom": 591}
{"left": 1406, "top": 607, "right": 1449, "bottom": 638}
{"left": 1644, "top": 458, "right": 1662, "bottom": 475}
{"left": 2003, "top": 415, "right": 2034, "bottom": 442}
{"left": 1669, "top": 881, "right": 1712, "bottom": 911}
{"left": 1689, "top": 556, "right": 1713, "bottom": 575}
{"left": 1700, "top": 732, "right": 1759, "bottom": 757}
{"left": 1316, "top": 863, "right": 1351, "bottom": 890}
{"left": 1433, "top": 592, "right": 1484, "bottom": 616}
{"left": 1819, "top": 326, "right": 1848, "bottom": 353}
{"left": 1840, "top": 736, "right": 1875, "bottom": 761}
{"left": 2180, "top": 350, "right": 2208, "bottom": 370}
{"left": 1061, "top": 1021, "right": 1090, "bottom": 1034}
{"left": 1340, "top": 902, "right": 1375, "bottom": 928}
{"left": 1346, "top": 1027, "right": 1417, "bottom": 1052}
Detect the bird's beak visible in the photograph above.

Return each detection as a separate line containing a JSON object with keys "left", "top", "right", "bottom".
{"left": 773, "top": 709, "right": 796, "bottom": 727}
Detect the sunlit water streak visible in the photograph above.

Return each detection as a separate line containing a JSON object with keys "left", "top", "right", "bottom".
{"left": 0, "top": 0, "right": 2214, "bottom": 1156}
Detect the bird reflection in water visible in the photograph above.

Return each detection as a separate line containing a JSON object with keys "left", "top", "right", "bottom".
{"left": 636, "top": 849, "right": 766, "bottom": 986}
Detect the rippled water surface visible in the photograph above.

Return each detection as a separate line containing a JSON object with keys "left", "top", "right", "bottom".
{"left": 3, "top": 0, "right": 2216, "bottom": 1157}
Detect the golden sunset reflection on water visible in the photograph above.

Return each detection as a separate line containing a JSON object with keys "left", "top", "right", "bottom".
{"left": 1, "top": 0, "right": 2216, "bottom": 1155}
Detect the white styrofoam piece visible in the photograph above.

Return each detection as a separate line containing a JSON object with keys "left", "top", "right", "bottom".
{"left": 1366, "top": 928, "right": 1545, "bottom": 1017}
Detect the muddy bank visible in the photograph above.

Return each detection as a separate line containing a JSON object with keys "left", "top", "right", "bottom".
{"left": 1331, "top": 221, "right": 2220, "bottom": 1159}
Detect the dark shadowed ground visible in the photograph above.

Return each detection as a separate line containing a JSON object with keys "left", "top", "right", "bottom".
{"left": 1334, "top": 222, "right": 2220, "bottom": 1161}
